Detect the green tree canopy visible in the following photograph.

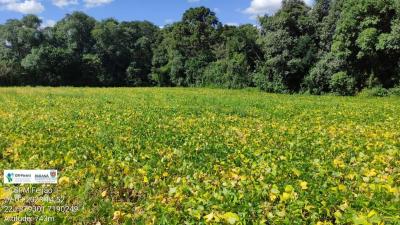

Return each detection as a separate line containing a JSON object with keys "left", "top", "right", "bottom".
{"left": 332, "top": 0, "right": 400, "bottom": 88}
{"left": 255, "top": 0, "right": 317, "bottom": 93}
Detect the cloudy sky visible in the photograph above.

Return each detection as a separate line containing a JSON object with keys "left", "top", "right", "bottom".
{"left": 0, "top": 0, "right": 314, "bottom": 27}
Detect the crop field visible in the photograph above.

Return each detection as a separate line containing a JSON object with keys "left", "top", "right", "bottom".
{"left": 0, "top": 87, "right": 399, "bottom": 225}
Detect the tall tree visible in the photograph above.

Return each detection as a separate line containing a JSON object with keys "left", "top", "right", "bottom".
{"left": 0, "top": 15, "right": 43, "bottom": 85}
{"left": 304, "top": 0, "right": 346, "bottom": 94}
{"left": 49, "top": 12, "right": 97, "bottom": 85}
{"left": 255, "top": 0, "right": 317, "bottom": 93}
{"left": 318, "top": 0, "right": 344, "bottom": 53}
{"left": 0, "top": 15, "right": 43, "bottom": 60}
{"left": 203, "top": 24, "right": 262, "bottom": 88}
{"left": 332, "top": 0, "right": 400, "bottom": 89}
{"left": 152, "top": 7, "right": 221, "bottom": 86}
{"left": 92, "top": 19, "right": 159, "bottom": 86}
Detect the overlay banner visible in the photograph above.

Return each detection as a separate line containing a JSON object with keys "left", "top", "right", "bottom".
{"left": 3, "top": 170, "right": 58, "bottom": 184}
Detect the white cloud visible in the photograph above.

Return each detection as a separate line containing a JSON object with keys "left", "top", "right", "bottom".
{"left": 244, "top": 0, "right": 314, "bottom": 18}
{"left": 40, "top": 19, "right": 56, "bottom": 28}
{"left": 52, "top": 0, "right": 77, "bottom": 8}
{"left": 84, "top": 0, "right": 113, "bottom": 7}
{"left": 244, "top": 0, "right": 281, "bottom": 17}
{"left": 305, "top": 0, "right": 313, "bottom": 5}
{"left": 0, "top": 0, "right": 15, "bottom": 4}
{"left": 0, "top": 0, "right": 44, "bottom": 14}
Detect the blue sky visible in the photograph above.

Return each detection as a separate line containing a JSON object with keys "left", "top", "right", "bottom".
{"left": 0, "top": 0, "right": 314, "bottom": 27}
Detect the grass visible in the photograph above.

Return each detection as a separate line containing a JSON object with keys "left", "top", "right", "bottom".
{"left": 0, "top": 87, "right": 399, "bottom": 225}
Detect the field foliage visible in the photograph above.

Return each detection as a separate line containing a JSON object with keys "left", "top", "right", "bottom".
{"left": 0, "top": 88, "right": 399, "bottom": 224}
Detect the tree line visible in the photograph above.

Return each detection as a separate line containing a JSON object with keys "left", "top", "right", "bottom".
{"left": 1, "top": 0, "right": 399, "bottom": 95}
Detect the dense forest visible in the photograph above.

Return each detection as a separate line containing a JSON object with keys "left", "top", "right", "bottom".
{"left": 1, "top": 0, "right": 400, "bottom": 95}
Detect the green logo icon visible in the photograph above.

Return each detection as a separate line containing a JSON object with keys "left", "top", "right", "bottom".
{"left": 6, "top": 173, "right": 13, "bottom": 182}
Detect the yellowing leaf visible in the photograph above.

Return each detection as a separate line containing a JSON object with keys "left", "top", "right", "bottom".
{"left": 333, "top": 158, "right": 345, "bottom": 168}
{"left": 204, "top": 212, "right": 214, "bottom": 222}
{"left": 304, "top": 205, "right": 315, "bottom": 211}
{"left": 281, "top": 192, "right": 291, "bottom": 202}
{"left": 269, "top": 185, "right": 280, "bottom": 201}
{"left": 338, "top": 184, "right": 347, "bottom": 191}
{"left": 367, "top": 210, "right": 377, "bottom": 218}
{"left": 222, "top": 212, "right": 240, "bottom": 224}
{"left": 59, "top": 176, "right": 70, "bottom": 185}
{"left": 68, "top": 159, "right": 77, "bottom": 166}
{"left": 276, "top": 210, "right": 286, "bottom": 217}
{"left": 300, "top": 181, "right": 308, "bottom": 190}
{"left": 352, "top": 214, "right": 369, "bottom": 225}
{"left": 138, "top": 168, "right": 146, "bottom": 175}
{"left": 346, "top": 172, "right": 356, "bottom": 180}
{"left": 364, "top": 169, "right": 377, "bottom": 177}
{"left": 339, "top": 201, "right": 349, "bottom": 211}
{"left": 285, "top": 185, "right": 294, "bottom": 193}
{"left": 270, "top": 185, "right": 280, "bottom": 194}
{"left": 334, "top": 210, "right": 342, "bottom": 219}
{"left": 292, "top": 168, "right": 301, "bottom": 177}
{"left": 113, "top": 211, "right": 123, "bottom": 220}
{"left": 269, "top": 193, "right": 277, "bottom": 201}
{"left": 316, "top": 222, "right": 333, "bottom": 225}
{"left": 0, "top": 188, "right": 12, "bottom": 200}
